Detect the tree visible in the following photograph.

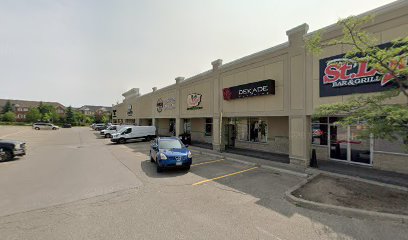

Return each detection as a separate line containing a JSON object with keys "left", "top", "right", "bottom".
{"left": 26, "top": 108, "right": 42, "bottom": 122}
{"left": 2, "top": 100, "right": 13, "bottom": 114}
{"left": 65, "top": 106, "right": 74, "bottom": 124}
{"left": 306, "top": 15, "right": 408, "bottom": 145}
{"left": 37, "top": 103, "right": 58, "bottom": 122}
{"left": 2, "top": 111, "right": 16, "bottom": 122}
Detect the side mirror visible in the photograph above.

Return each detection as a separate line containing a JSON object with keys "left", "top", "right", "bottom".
{"left": 152, "top": 144, "right": 158, "bottom": 150}
{"left": 185, "top": 144, "right": 189, "bottom": 148}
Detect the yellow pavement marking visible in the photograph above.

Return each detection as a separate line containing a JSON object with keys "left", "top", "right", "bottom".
{"left": 192, "top": 166, "right": 258, "bottom": 186}
{"left": 191, "top": 159, "right": 225, "bottom": 167}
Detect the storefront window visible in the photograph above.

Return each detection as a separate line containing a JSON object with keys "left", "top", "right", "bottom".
{"left": 169, "top": 119, "right": 175, "bottom": 136}
{"left": 236, "top": 118, "right": 268, "bottom": 143}
{"left": 237, "top": 118, "right": 248, "bottom": 141}
{"left": 311, "top": 124, "right": 328, "bottom": 145}
{"left": 205, "top": 118, "right": 212, "bottom": 136}
{"left": 183, "top": 119, "right": 191, "bottom": 134}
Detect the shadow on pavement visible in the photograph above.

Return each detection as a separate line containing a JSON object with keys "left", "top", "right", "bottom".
{"left": 96, "top": 132, "right": 407, "bottom": 239}
{"left": 140, "top": 160, "right": 188, "bottom": 178}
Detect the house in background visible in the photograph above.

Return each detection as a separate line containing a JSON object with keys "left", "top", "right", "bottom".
{"left": 0, "top": 99, "right": 65, "bottom": 122}
{"left": 76, "top": 105, "right": 112, "bottom": 116}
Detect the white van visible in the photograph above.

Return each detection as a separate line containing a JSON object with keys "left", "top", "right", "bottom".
{"left": 100, "top": 125, "right": 129, "bottom": 138}
{"left": 111, "top": 126, "right": 156, "bottom": 144}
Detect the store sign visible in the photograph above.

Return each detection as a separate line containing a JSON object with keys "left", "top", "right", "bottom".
{"left": 157, "top": 98, "right": 176, "bottom": 112}
{"left": 223, "top": 79, "right": 275, "bottom": 101}
{"left": 187, "top": 93, "right": 202, "bottom": 110}
{"left": 127, "top": 105, "right": 133, "bottom": 116}
{"left": 319, "top": 43, "right": 404, "bottom": 97}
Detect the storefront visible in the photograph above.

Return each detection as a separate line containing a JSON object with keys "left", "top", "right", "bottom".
{"left": 223, "top": 116, "right": 289, "bottom": 155}
{"left": 111, "top": 1, "right": 407, "bottom": 173}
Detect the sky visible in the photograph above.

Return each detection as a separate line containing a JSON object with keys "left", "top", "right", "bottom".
{"left": 0, "top": 0, "right": 397, "bottom": 107}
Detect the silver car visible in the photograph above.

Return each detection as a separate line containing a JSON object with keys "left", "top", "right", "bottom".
{"left": 32, "top": 122, "right": 59, "bottom": 130}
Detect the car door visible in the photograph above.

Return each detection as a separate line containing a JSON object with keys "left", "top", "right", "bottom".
{"left": 123, "top": 127, "right": 132, "bottom": 139}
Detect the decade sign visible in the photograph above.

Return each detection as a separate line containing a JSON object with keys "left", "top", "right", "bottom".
{"left": 223, "top": 79, "right": 275, "bottom": 101}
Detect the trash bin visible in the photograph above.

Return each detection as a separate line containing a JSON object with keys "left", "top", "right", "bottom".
{"left": 179, "top": 133, "right": 191, "bottom": 145}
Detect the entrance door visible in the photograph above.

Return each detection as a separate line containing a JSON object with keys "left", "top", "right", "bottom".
{"left": 225, "top": 124, "right": 236, "bottom": 148}
{"left": 329, "top": 125, "right": 372, "bottom": 165}
{"left": 329, "top": 125, "right": 348, "bottom": 161}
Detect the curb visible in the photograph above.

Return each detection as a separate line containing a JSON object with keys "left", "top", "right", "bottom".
{"left": 285, "top": 173, "right": 408, "bottom": 223}
{"left": 305, "top": 168, "right": 408, "bottom": 192}
{"left": 191, "top": 148, "right": 308, "bottom": 178}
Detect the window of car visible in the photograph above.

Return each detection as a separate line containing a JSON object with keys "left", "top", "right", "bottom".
{"left": 121, "top": 128, "right": 131, "bottom": 134}
{"left": 159, "top": 139, "right": 184, "bottom": 149}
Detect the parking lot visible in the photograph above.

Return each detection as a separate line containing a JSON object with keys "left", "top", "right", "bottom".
{"left": 1, "top": 126, "right": 407, "bottom": 240}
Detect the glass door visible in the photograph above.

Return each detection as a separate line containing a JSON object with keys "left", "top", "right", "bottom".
{"left": 350, "top": 126, "right": 372, "bottom": 165}
{"left": 328, "top": 124, "right": 372, "bottom": 165}
{"left": 329, "top": 125, "right": 348, "bottom": 161}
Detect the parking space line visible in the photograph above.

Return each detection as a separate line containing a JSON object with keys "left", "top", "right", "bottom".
{"left": 191, "top": 159, "right": 225, "bottom": 167}
{"left": 192, "top": 167, "right": 258, "bottom": 186}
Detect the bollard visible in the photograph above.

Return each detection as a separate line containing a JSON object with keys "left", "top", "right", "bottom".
{"left": 310, "top": 149, "right": 318, "bottom": 168}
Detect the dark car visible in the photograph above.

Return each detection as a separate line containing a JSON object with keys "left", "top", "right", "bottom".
{"left": 150, "top": 137, "right": 192, "bottom": 172}
{"left": 94, "top": 124, "right": 106, "bottom": 131}
{"left": 62, "top": 123, "right": 72, "bottom": 128}
{"left": 0, "top": 139, "right": 26, "bottom": 161}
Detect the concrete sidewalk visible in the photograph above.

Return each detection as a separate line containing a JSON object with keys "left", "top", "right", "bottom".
{"left": 190, "top": 146, "right": 408, "bottom": 188}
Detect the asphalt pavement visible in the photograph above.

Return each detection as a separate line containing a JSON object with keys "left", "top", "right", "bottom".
{"left": 0, "top": 126, "right": 407, "bottom": 240}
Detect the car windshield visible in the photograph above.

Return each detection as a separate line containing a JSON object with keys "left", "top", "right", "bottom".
{"left": 118, "top": 127, "right": 128, "bottom": 133}
{"left": 159, "top": 139, "right": 184, "bottom": 149}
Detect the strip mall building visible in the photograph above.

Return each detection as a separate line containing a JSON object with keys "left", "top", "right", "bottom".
{"left": 112, "top": 1, "right": 408, "bottom": 174}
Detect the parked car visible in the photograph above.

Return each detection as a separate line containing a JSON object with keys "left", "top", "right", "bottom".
{"left": 111, "top": 126, "right": 156, "bottom": 144}
{"left": 0, "top": 149, "right": 6, "bottom": 162}
{"left": 32, "top": 122, "right": 59, "bottom": 130}
{"left": 62, "top": 123, "right": 72, "bottom": 128}
{"left": 100, "top": 125, "right": 127, "bottom": 138}
{"left": 150, "top": 137, "right": 192, "bottom": 172}
{"left": 0, "top": 139, "right": 26, "bottom": 161}
{"left": 93, "top": 124, "right": 106, "bottom": 131}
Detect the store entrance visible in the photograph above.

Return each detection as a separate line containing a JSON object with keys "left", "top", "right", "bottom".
{"left": 225, "top": 124, "right": 236, "bottom": 148}
{"left": 329, "top": 125, "right": 372, "bottom": 165}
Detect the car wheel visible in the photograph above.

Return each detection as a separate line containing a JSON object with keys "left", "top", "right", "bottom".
{"left": 184, "top": 165, "right": 191, "bottom": 171}
{"left": 156, "top": 164, "right": 163, "bottom": 173}
{"left": 118, "top": 138, "right": 126, "bottom": 144}
{"left": 4, "top": 150, "right": 13, "bottom": 161}
{"left": 105, "top": 133, "right": 111, "bottom": 138}
{"left": 52, "top": 127, "right": 57, "bottom": 130}
{"left": 34, "top": 127, "right": 40, "bottom": 130}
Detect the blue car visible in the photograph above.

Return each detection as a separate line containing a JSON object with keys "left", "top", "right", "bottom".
{"left": 150, "top": 137, "right": 192, "bottom": 172}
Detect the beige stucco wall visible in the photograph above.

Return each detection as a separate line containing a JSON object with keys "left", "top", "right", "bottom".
{"left": 190, "top": 118, "right": 212, "bottom": 143}
{"left": 156, "top": 118, "right": 174, "bottom": 136}
{"left": 134, "top": 94, "right": 154, "bottom": 119}
{"left": 180, "top": 78, "right": 213, "bottom": 118}
{"left": 220, "top": 58, "right": 286, "bottom": 116}
{"left": 153, "top": 87, "right": 177, "bottom": 118}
